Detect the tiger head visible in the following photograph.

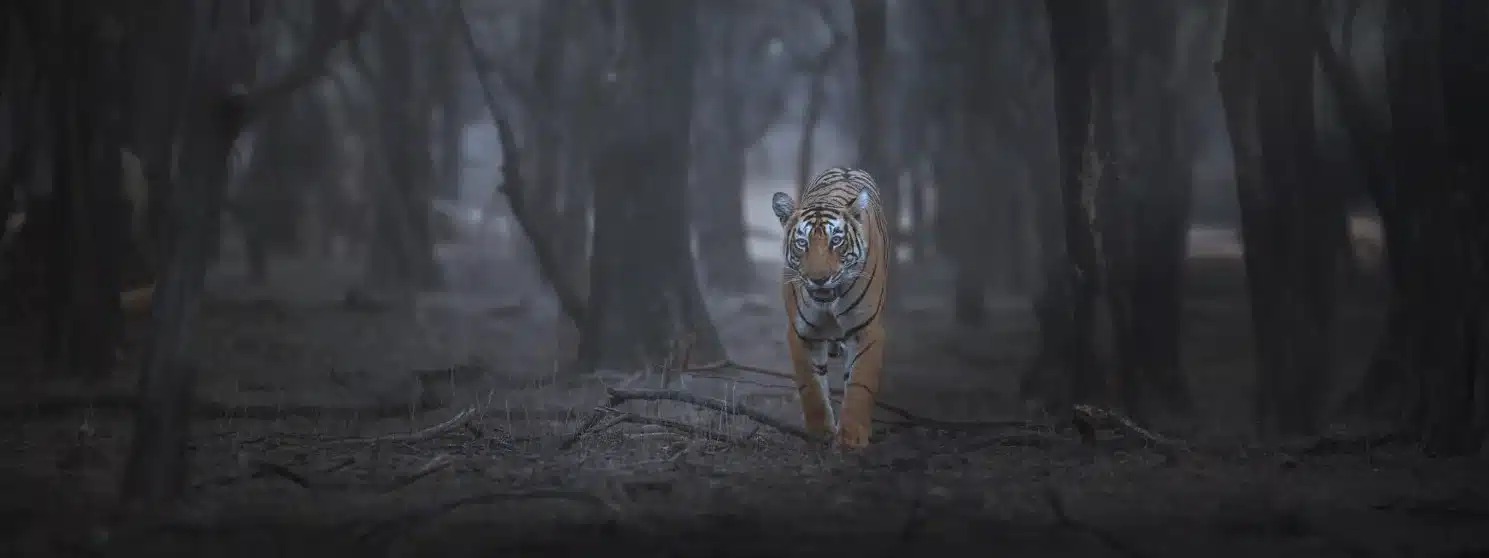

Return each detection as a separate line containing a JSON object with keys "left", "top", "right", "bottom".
{"left": 771, "top": 188, "right": 873, "bottom": 303}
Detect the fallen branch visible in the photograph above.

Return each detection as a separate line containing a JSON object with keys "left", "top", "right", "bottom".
{"left": 1072, "top": 404, "right": 1190, "bottom": 461}
{"left": 559, "top": 408, "right": 616, "bottom": 450}
{"left": 606, "top": 387, "right": 821, "bottom": 444}
{"left": 597, "top": 406, "right": 748, "bottom": 445}
{"left": 326, "top": 404, "right": 484, "bottom": 446}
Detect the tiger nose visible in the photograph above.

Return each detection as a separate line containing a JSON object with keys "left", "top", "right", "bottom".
{"left": 805, "top": 276, "right": 831, "bottom": 288}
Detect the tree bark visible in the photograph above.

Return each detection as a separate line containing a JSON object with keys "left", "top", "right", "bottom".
{"left": 1348, "top": 0, "right": 1489, "bottom": 455}
{"left": 1022, "top": 0, "right": 1106, "bottom": 409}
{"left": 39, "top": 2, "right": 128, "bottom": 379}
{"left": 365, "top": 3, "right": 440, "bottom": 291}
{"left": 1217, "top": 0, "right": 1334, "bottom": 439}
{"left": 1105, "top": 0, "right": 1196, "bottom": 419}
{"left": 579, "top": 0, "right": 724, "bottom": 373}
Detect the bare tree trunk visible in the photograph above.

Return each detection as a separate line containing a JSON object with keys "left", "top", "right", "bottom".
{"left": 39, "top": 2, "right": 129, "bottom": 379}
{"left": 1022, "top": 0, "right": 1106, "bottom": 409}
{"left": 366, "top": 3, "right": 440, "bottom": 291}
{"left": 1104, "top": 0, "right": 1196, "bottom": 419}
{"left": 124, "top": 0, "right": 373, "bottom": 507}
{"left": 122, "top": 0, "right": 231, "bottom": 508}
{"left": 579, "top": 0, "right": 724, "bottom": 373}
{"left": 1217, "top": 0, "right": 1333, "bottom": 439}
{"left": 691, "top": 3, "right": 754, "bottom": 293}
{"left": 1345, "top": 0, "right": 1489, "bottom": 455}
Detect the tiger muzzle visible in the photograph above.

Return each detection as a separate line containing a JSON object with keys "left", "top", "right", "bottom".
{"left": 804, "top": 283, "right": 844, "bottom": 303}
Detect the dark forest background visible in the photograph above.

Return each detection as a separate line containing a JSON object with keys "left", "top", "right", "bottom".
{"left": 0, "top": 0, "right": 1486, "bottom": 553}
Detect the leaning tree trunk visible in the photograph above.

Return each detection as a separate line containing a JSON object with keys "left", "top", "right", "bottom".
{"left": 1217, "top": 0, "right": 1334, "bottom": 439}
{"left": 578, "top": 0, "right": 724, "bottom": 374}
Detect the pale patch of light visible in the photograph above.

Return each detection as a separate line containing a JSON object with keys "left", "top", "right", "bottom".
{"left": 766, "top": 38, "right": 785, "bottom": 57}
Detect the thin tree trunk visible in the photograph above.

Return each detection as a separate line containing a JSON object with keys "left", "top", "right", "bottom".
{"left": 852, "top": 0, "right": 893, "bottom": 285}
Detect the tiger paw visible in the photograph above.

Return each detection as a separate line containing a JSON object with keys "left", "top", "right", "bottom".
{"left": 833, "top": 422, "right": 871, "bottom": 451}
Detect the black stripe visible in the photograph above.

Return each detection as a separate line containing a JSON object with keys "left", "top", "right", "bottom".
{"left": 794, "top": 297, "right": 818, "bottom": 329}
{"left": 795, "top": 330, "right": 833, "bottom": 344}
{"left": 844, "top": 339, "right": 878, "bottom": 382}
{"left": 839, "top": 258, "right": 877, "bottom": 316}
{"left": 843, "top": 289, "right": 886, "bottom": 340}
{"left": 852, "top": 339, "right": 877, "bottom": 363}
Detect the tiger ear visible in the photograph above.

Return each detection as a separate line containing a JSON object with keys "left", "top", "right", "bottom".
{"left": 771, "top": 192, "right": 795, "bottom": 226}
{"left": 849, "top": 188, "right": 872, "bottom": 219}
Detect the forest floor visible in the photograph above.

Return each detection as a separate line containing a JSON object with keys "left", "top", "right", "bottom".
{"left": 3, "top": 229, "right": 1489, "bottom": 557}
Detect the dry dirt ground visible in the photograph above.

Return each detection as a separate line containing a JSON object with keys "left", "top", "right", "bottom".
{"left": 3, "top": 235, "right": 1488, "bottom": 557}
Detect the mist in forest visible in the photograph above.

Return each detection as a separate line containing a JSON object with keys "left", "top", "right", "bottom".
{"left": 2, "top": 0, "right": 1487, "bottom": 553}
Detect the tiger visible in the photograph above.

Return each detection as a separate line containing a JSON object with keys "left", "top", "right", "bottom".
{"left": 770, "top": 166, "right": 888, "bottom": 450}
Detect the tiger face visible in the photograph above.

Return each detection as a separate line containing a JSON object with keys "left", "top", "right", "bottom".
{"left": 771, "top": 188, "right": 873, "bottom": 304}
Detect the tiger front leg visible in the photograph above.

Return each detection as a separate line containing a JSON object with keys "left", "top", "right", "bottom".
{"left": 837, "top": 325, "right": 886, "bottom": 450}
{"left": 786, "top": 333, "right": 836, "bottom": 442}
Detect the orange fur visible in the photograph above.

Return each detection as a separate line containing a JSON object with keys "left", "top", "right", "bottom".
{"left": 771, "top": 167, "right": 888, "bottom": 450}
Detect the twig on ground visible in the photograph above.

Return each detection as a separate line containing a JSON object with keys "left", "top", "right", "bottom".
{"left": 559, "top": 408, "right": 614, "bottom": 449}
{"left": 328, "top": 401, "right": 487, "bottom": 446}
{"left": 606, "top": 387, "right": 822, "bottom": 444}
